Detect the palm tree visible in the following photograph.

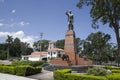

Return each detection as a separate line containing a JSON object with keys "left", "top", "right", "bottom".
{"left": 6, "top": 35, "right": 13, "bottom": 60}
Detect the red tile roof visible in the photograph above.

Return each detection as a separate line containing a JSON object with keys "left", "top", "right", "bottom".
{"left": 48, "top": 48, "right": 64, "bottom": 51}
{"left": 30, "top": 52, "right": 48, "bottom": 57}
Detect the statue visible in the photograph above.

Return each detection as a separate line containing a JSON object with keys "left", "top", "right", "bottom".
{"left": 61, "top": 53, "right": 69, "bottom": 61}
{"left": 66, "top": 10, "right": 74, "bottom": 30}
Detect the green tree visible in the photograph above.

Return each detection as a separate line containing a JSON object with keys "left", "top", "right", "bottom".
{"left": 77, "top": 0, "right": 120, "bottom": 66}
{"left": 6, "top": 35, "right": 13, "bottom": 59}
{"left": 21, "top": 42, "right": 33, "bottom": 55}
{"left": 13, "top": 38, "right": 21, "bottom": 57}
{"left": 6, "top": 35, "right": 13, "bottom": 45}
{"left": 25, "top": 47, "right": 33, "bottom": 55}
{"left": 76, "top": 38, "right": 82, "bottom": 53}
{"left": 0, "top": 44, "right": 7, "bottom": 60}
{"left": 56, "top": 39, "right": 65, "bottom": 49}
{"left": 33, "top": 40, "right": 49, "bottom": 51}
{"left": 82, "top": 32, "right": 111, "bottom": 64}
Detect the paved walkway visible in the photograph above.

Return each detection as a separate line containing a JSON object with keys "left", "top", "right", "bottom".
{"left": 0, "top": 69, "right": 54, "bottom": 80}
{"left": 0, "top": 73, "right": 37, "bottom": 80}
{"left": 28, "top": 69, "right": 54, "bottom": 80}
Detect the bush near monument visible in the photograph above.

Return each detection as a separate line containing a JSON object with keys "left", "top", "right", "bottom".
{"left": 54, "top": 67, "right": 120, "bottom": 80}
{"left": 54, "top": 69, "right": 71, "bottom": 80}
{"left": 64, "top": 74, "right": 107, "bottom": 80}
{"left": 86, "top": 67, "right": 108, "bottom": 76}
{"left": 106, "top": 73, "right": 120, "bottom": 80}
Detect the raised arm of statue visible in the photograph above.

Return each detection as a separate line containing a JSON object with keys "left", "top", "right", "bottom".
{"left": 66, "top": 10, "right": 74, "bottom": 24}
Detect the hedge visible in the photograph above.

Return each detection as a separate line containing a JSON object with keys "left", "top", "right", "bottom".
{"left": 0, "top": 65, "right": 42, "bottom": 76}
{"left": 106, "top": 73, "right": 120, "bottom": 80}
{"left": 54, "top": 69, "right": 71, "bottom": 80}
{"left": 54, "top": 68, "right": 120, "bottom": 80}
{"left": 64, "top": 74, "right": 107, "bottom": 80}
{"left": 14, "top": 65, "right": 42, "bottom": 76}
{"left": 0, "top": 65, "right": 15, "bottom": 74}
{"left": 103, "top": 66, "right": 120, "bottom": 70}
{"left": 111, "top": 70, "right": 120, "bottom": 73}
{"left": 12, "top": 61, "right": 45, "bottom": 67}
{"left": 15, "top": 65, "right": 29, "bottom": 76}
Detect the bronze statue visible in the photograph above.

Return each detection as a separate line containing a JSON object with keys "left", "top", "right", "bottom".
{"left": 66, "top": 10, "right": 74, "bottom": 30}
{"left": 61, "top": 53, "right": 69, "bottom": 61}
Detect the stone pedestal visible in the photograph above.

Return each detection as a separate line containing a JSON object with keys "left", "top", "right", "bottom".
{"left": 50, "top": 58, "right": 72, "bottom": 66}
{"left": 64, "top": 30, "right": 77, "bottom": 65}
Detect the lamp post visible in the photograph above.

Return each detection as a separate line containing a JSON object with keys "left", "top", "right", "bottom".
{"left": 39, "top": 32, "right": 43, "bottom": 52}
{"left": 39, "top": 32, "right": 43, "bottom": 61}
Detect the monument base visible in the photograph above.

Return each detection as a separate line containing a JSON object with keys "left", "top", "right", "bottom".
{"left": 50, "top": 54, "right": 92, "bottom": 66}
{"left": 50, "top": 58, "right": 72, "bottom": 66}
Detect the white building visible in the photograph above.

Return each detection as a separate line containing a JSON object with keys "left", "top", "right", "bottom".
{"left": 22, "top": 52, "right": 48, "bottom": 61}
{"left": 22, "top": 41, "right": 64, "bottom": 61}
{"left": 47, "top": 41, "right": 64, "bottom": 59}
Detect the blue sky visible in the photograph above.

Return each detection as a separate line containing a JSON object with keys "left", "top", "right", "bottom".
{"left": 0, "top": 0, "right": 116, "bottom": 47}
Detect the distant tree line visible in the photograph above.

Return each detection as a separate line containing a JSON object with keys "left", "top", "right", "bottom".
{"left": 0, "top": 35, "right": 33, "bottom": 60}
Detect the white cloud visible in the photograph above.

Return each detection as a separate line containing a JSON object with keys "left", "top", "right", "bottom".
{"left": 0, "top": 32, "right": 9, "bottom": 37}
{"left": 11, "top": 9, "right": 16, "bottom": 13}
{"left": 0, "top": 23, "right": 4, "bottom": 27}
{"left": 12, "top": 31, "right": 24, "bottom": 39}
{"left": 19, "top": 21, "right": 30, "bottom": 26}
{"left": 0, "top": 31, "right": 36, "bottom": 47}
{"left": 0, "top": 21, "right": 30, "bottom": 27}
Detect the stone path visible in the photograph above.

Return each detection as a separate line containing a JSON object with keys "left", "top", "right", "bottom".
{"left": 0, "top": 69, "right": 54, "bottom": 80}
{"left": 28, "top": 69, "right": 54, "bottom": 80}
{"left": 0, "top": 73, "right": 37, "bottom": 80}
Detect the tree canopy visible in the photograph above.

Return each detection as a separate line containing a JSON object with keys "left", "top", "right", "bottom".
{"left": 81, "top": 32, "right": 113, "bottom": 64}
{"left": 77, "top": 0, "right": 120, "bottom": 66}
{"left": 33, "top": 40, "right": 49, "bottom": 51}
{"left": 0, "top": 36, "right": 33, "bottom": 60}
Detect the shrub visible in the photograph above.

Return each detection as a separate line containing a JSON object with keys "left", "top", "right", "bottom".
{"left": 54, "top": 69, "right": 71, "bottom": 80}
{"left": 2, "top": 66, "right": 15, "bottom": 74}
{"left": 35, "top": 66, "right": 42, "bottom": 73}
{"left": 87, "top": 67, "right": 108, "bottom": 76}
{"left": 15, "top": 65, "right": 42, "bottom": 76}
{"left": 64, "top": 74, "right": 107, "bottom": 80}
{"left": 0, "top": 65, "right": 15, "bottom": 74}
{"left": 25, "top": 66, "right": 42, "bottom": 76}
{"left": 103, "top": 66, "right": 112, "bottom": 70}
{"left": 15, "top": 65, "right": 29, "bottom": 76}
{"left": 106, "top": 73, "right": 120, "bottom": 80}
{"left": 12, "top": 61, "right": 45, "bottom": 67}
{"left": 0, "top": 63, "right": 42, "bottom": 76}
{"left": 103, "top": 66, "right": 120, "bottom": 70}
{"left": 111, "top": 70, "right": 120, "bottom": 73}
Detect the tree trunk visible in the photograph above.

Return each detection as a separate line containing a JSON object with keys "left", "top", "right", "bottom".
{"left": 114, "top": 26, "right": 120, "bottom": 67}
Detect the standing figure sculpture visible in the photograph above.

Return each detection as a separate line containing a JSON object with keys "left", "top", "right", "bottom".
{"left": 66, "top": 10, "right": 74, "bottom": 30}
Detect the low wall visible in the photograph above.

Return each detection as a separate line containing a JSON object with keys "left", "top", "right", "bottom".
{"left": 44, "top": 64, "right": 93, "bottom": 72}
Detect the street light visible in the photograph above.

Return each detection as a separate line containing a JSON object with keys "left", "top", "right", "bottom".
{"left": 39, "top": 32, "right": 43, "bottom": 52}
